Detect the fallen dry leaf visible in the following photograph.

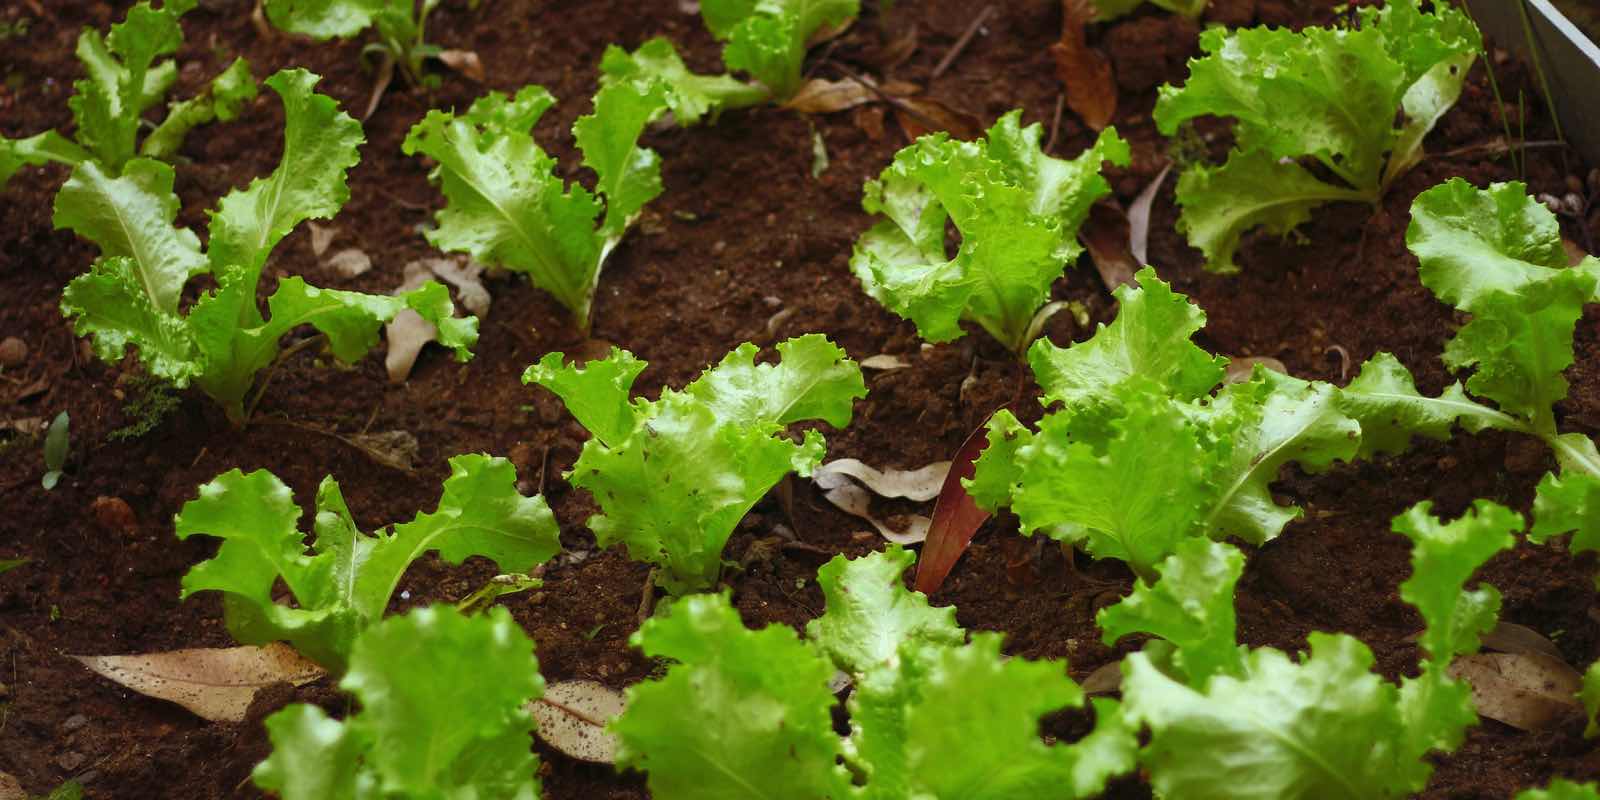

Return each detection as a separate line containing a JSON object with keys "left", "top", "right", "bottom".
{"left": 814, "top": 458, "right": 950, "bottom": 502}
{"left": 1080, "top": 201, "right": 1138, "bottom": 290}
{"left": 436, "top": 49, "right": 485, "bottom": 82}
{"left": 0, "top": 772, "right": 22, "bottom": 800}
{"left": 1081, "top": 659, "right": 1123, "bottom": 695}
{"left": 348, "top": 429, "right": 420, "bottom": 472}
{"left": 307, "top": 222, "right": 337, "bottom": 258}
{"left": 873, "top": 23, "right": 920, "bottom": 71}
{"left": 860, "top": 354, "right": 912, "bottom": 371}
{"left": 422, "top": 258, "right": 491, "bottom": 316}
{"left": 783, "top": 78, "right": 879, "bottom": 114}
{"left": 819, "top": 483, "right": 929, "bottom": 545}
{"left": 385, "top": 310, "right": 436, "bottom": 385}
{"left": 1050, "top": 0, "right": 1117, "bottom": 131}
{"left": 325, "top": 247, "right": 372, "bottom": 279}
{"left": 1128, "top": 163, "right": 1172, "bottom": 266}
{"left": 892, "top": 96, "right": 982, "bottom": 141}
{"left": 531, "top": 680, "right": 626, "bottom": 763}
{"left": 383, "top": 258, "right": 489, "bottom": 383}
{"left": 73, "top": 642, "right": 324, "bottom": 722}
{"left": 1481, "top": 621, "right": 1565, "bottom": 660}
{"left": 1449, "top": 651, "right": 1583, "bottom": 731}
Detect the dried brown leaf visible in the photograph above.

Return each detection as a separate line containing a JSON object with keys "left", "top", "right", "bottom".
{"left": 1050, "top": 0, "right": 1117, "bottom": 131}
{"left": 325, "top": 247, "right": 372, "bottom": 278}
{"left": 72, "top": 642, "right": 324, "bottom": 722}
{"left": 874, "top": 23, "right": 920, "bottom": 71}
{"left": 1448, "top": 651, "right": 1584, "bottom": 731}
{"left": 437, "top": 49, "right": 485, "bottom": 82}
{"left": 531, "top": 680, "right": 626, "bottom": 763}
{"left": 0, "top": 772, "right": 22, "bottom": 800}
{"left": 1481, "top": 621, "right": 1565, "bottom": 660}
{"left": 1080, "top": 202, "right": 1138, "bottom": 290}
{"left": 814, "top": 458, "right": 951, "bottom": 502}
{"left": 384, "top": 310, "right": 435, "bottom": 385}
{"left": 892, "top": 97, "right": 982, "bottom": 141}
{"left": 860, "top": 354, "right": 912, "bottom": 371}
{"left": 784, "top": 78, "right": 879, "bottom": 114}
{"left": 1128, "top": 163, "right": 1171, "bottom": 266}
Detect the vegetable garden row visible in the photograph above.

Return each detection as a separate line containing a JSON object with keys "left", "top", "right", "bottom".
{"left": 2, "top": 0, "right": 1599, "bottom": 797}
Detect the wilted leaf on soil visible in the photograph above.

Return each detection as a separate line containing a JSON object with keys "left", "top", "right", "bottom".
{"left": 1128, "top": 163, "right": 1171, "bottom": 266}
{"left": 0, "top": 772, "right": 21, "bottom": 800}
{"left": 1481, "top": 621, "right": 1565, "bottom": 660}
{"left": 814, "top": 458, "right": 950, "bottom": 501}
{"left": 436, "top": 49, "right": 485, "bottom": 82}
{"left": 347, "top": 429, "right": 420, "bottom": 472}
{"left": 1050, "top": 0, "right": 1117, "bottom": 131}
{"left": 814, "top": 461, "right": 937, "bottom": 546}
{"left": 892, "top": 96, "right": 982, "bottom": 141}
{"left": 307, "top": 222, "right": 337, "bottom": 258}
{"left": 72, "top": 642, "right": 325, "bottom": 722}
{"left": 1081, "top": 659, "right": 1123, "bottom": 695}
{"left": 384, "top": 258, "right": 489, "bottom": 383}
{"left": 913, "top": 417, "right": 999, "bottom": 594}
{"left": 860, "top": 354, "right": 912, "bottom": 371}
{"left": 1448, "top": 651, "right": 1583, "bottom": 731}
{"left": 784, "top": 78, "right": 878, "bottom": 114}
{"left": 1080, "top": 202, "right": 1138, "bottom": 290}
{"left": 531, "top": 680, "right": 626, "bottom": 763}
{"left": 325, "top": 247, "right": 371, "bottom": 278}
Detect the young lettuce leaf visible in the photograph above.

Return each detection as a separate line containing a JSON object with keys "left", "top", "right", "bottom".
{"left": 57, "top": 69, "right": 476, "bottom": 424}
{"left": 1154, "top": 0, "right": 1480, "bottom": 272}
{"left": 264, "top": 0, "right": 443, "bottom": 86}
{"left": 524, "top": 335, "right": 864, "bottom": 594}
{"left": 1106, "top": 501, "right": 1514, "bottom": 799}
{"left": 254, "top": 605, "right": 543, "bottom": 799}
{"left": 404, "top": 80, "right": 667, "bottom": 332}
{"left": 1, "top": 0, "right": 258, "bottom": 189}
{"left": 601, "top": 0, "right": 859, "bottom": 117}
{"left": 850, "top": 112, "right": 1129, "bottom": 354}
{"left": 610, "top": 546, "right": 1136, "bottom": 799}
{"left": 175, "top": 453, "right": 559, "bottom": 670}
{"left": 969, "top": 267, "right": 1405, "bottom": 579}
{"left": 1404, "top": 179, "right": 1600, "bottom": 561}
{"left": 1519, "top": 782, "right": 1600, "bottom": 800}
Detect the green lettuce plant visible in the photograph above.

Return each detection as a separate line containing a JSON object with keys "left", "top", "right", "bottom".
{"left": 1, "top": 0, "right": 257, "bottom": 188}
{"left": 1102, "top": 500, "right": 1516, "bottom": 798}
{"left": 175, "top": 454, "right": 558, "bottom": 670}
{"left": 850, "top": 112, "right": 1129, "bottom": 355}
{"left": 1519, "top": 782, "right": 1600, "bottom": 800}
{"left": 1155, "top": 0, "right": 1480, "bottom": 271}
{"left": 611, "top": 546, "right": 1137, "bottom": 799}
{"left": 254, "top": 604, "right": 545, "bottom": 798}
{"left": 57, "top": 69, "right": 476, "bottom": 425}
{"left": 1382, "top": 179, "right": 1600, "bottom": 565}
{"left": 600, "top": 0, "right": 859, "bottom": 122}
{"left": 404, "top": 80, "right": 668, "bottom": 333}
{"left": 524, "top": 334, "right": 865, "bottom": 594}
{"left": 263, "top": 0, "right": 444, "bottom": 87}
{"left": 968, "top": 267, "right": 1486, "bottom": 580}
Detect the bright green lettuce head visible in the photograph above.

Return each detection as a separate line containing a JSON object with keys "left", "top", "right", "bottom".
{"left": 851, "top": 112, "right": 1129, "bottom": 354}
{"left": 1155, "top": 0, "right": 1480, "bottom": 272}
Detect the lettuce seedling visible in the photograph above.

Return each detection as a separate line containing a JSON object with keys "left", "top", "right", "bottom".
{"left": 1386, "top": 179, "right": 1600, "bottom": 563}
{"left": 404, "top": 81, "right": 667, "bottom": 333}
{"left": 525, "top": 335, "right": 864, "bottom": 595}
{"left": 254, "top": 605, "right": 544, "bottom": 798}
{"left": 175, "top": 454, "right": 559, "bottom": 671}
{"left": 600, "top": 0, "right": 859, "bottom": 121}
{"left": 850, "top": 112, "right": 1129, "bottom": 355}
{"left": 0, "top": 0, "right": 257, "bottom": 189}
{"left": 1103, "top": 500, "right": 1516, "bottom": 798}
{"left": 264, "top": 0, "right": 444, "bottom": 87}
{"left": 611, "top": 546, "right": 1137, "bottom": 799}
{"left": 1154, "top": 0, "right": 1480, "bottom": 272}
{"left": 57, "top": 69, "right": 476, "bottom": 425}
{"left": 1519, "top": 782, "right": 1600, "bottom": 800}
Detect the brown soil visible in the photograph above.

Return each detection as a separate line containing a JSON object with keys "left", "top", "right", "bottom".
{"left": 1, "top": 0, "right": 1597, "bottom": 797}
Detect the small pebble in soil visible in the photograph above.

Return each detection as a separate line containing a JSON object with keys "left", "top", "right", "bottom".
{"left": 57, "top": 752, "right": 86, "bottom": 771}
{"left": 61, "top": 714, "right": 88, "bottom": 733}
{"left": 91, "top": 496, "right": 138, "bottom": 537}
{"left": 0, "top": 336, "right": 25, "bottom": 367}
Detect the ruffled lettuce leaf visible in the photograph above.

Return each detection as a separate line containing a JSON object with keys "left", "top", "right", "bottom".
{"left": 611, "top": 548, "right": 1135, "bottom": 800}
{"left": 68, "top": 0, "right": 194, "bottom": 171}
{"left": 600, "top": 36, "right": 768, "bottom": 125}
{"left": 1520, "top": 781, "right": 1600, "bottom": 800}
{"left": 141, "top": 56, "right": 259, "bottom": 161}
{"left": 850, "top": 113, "right": 1128, "bottom": 353}
{"left": 1155, "top": 1, "right": 1479, "bottom": 272}
{"left": 524, "top": 335, "right": 864, "bottom": 594}
{"left": 405, "top": 81, "right": 667, "bottom": 331}
{"left": 254, "top": 605, "right": 543, "bottom": 799}
{"left": 700, "top": 0, "right": 858, "bottom": 100}
{"left": 175, "top": 454, "right": 558, "bottom": 670}
{"left": 1097, "top": 538, "right": 1245, "bottom": 686}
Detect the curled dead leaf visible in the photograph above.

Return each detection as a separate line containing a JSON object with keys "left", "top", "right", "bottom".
{"left": 436, "top": 49, "right": 485, "bottom": 82}
{"left": 0, "top": 772, "right": 22, "bottom": 800}
{"left": 1482, "top": 621, "right": 1566, "bottom": 660}
{"left": 325, "top": 247, "right": 372, "bottom": 279}
{"left": 73, "top": 642, "right": 324, "bottom": 722}
{"left": 784, "top": 78, "right": 879, "bottom": 114}
{"left": 384, "top": 310, "right": 436, "bottom": 385}
{"left": 892, "top": 96, "right": 982, "bottom": 141}
{"left": 384, "top": 258, "right": 489, "bottom": 383}
{"left": 913, "top": 414, "right": 1001, "bottom": 594}
{"left": 1051, "top": 0, "right": 1117, "bottom": 130}
{"left": 860, "top": 354, "right": 912, "bottom": 371}
{"left": 814, "top": 458, "right": 951, "bottom": 502}
{"left": 1128, "top": 163, "right": 1171, "bottom": 266}
{"left": 308, "top": 222, "right": 337, "bottom": 258}
{"left": 347, "top": 430, "right": 420, "bottom": 472}
{"left": 1449, "top": 651, "right": 1583, "bottom": 731}
{"left": 1081, "top": 659, "right": 1123, "bottom": 695}
{"left": 531, "top": 680, "right": 626, "bottom": 763}
{"left": 1080, "top": 202, "right": 1138, "bottom": 291}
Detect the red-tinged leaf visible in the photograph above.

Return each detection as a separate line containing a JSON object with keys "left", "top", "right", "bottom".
{"left": 914, "top": 416, "right": 999, "bottom": 595}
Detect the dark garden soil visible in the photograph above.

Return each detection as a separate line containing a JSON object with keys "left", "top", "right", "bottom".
{"left": 2, "top": 0, "right": 1599, "bottom": 797}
